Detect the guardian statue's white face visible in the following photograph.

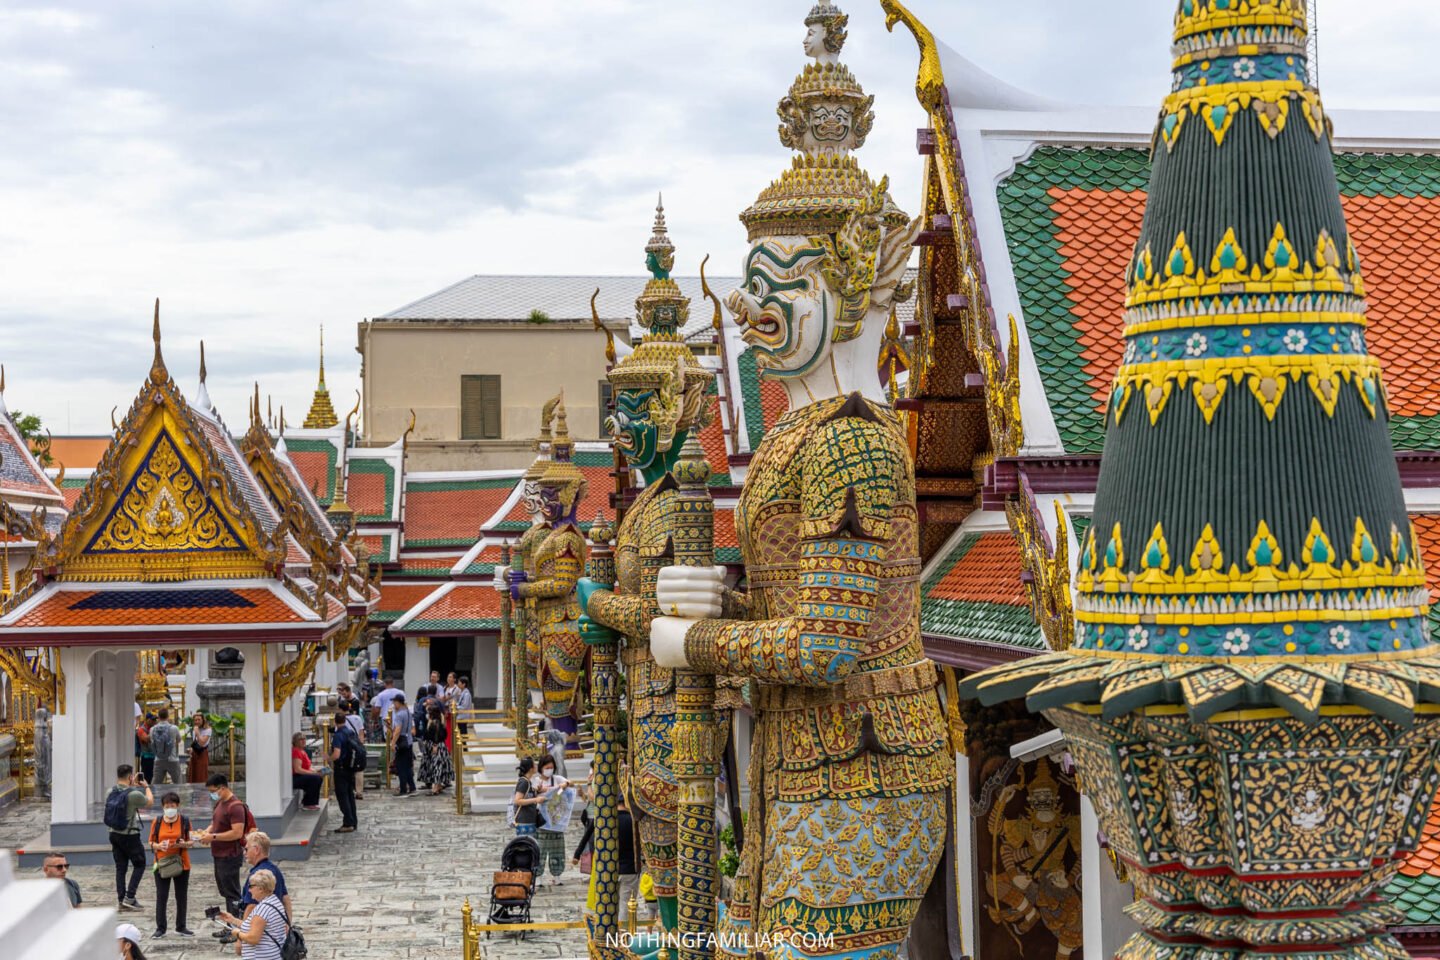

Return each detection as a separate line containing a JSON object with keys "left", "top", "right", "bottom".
{"left": 803, "top": 24, "right": 825, "bottom": 59}
{"left": 522, "top": 480, "right": 544, "bottom": 523}
{"left": 726, "top": 237, "right": 835, "bottom": 379}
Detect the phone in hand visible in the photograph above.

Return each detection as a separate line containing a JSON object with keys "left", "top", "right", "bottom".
{"left": 205, "top": 906, "right": 222, "bottom": 921}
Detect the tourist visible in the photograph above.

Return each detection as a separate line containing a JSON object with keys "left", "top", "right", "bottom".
{"left": 187, "top": 713, "right": 211, "bottom": 784}
{"left": 340, "top": 701, "right": 366, "bottom": 801}
{"left": 511, "top": 757, "right": 541, "bottom": 835}
{"left": 116, "top": 922, "right": 148, "bottom": 959}
{"left": 147, "top": 791, "right": 195, "bottom": 938}
{"left": 453, "top": 676, "right": 473, "bottom": 735}
{"left": 217, "top": 869, "right": 288, "bottom": 960}
{"left": 106, "top": 763, "right": 152, "bottom": 912}
{"left": 575, "top": 793, "right": 638, "bottom": 909}
{"left": 370, "top": 676, "right": 402, "bottom": 723}
{"left": 42, "top": 851, "right": 81, "bottom": 907}
{"left": 136, "top": 714, "right": 156, "bottom": 785}
{"left": 419, "top": 701, "right": 453, "bottom": 796}
{"left": 290, "top": 732, "right": 324, "bottom": 810}
{"left": 389, "top": 693, "right": 416, "bottom": 795}
{"left": 149, "top": 708, "right": 183, "bottom": 786}
{"left": 194, "top": 772, "right": 249, "bottom": 916}
{"left": 443, "top": 671, "right": 459, "bottom": 705}
{"left": 239, "top": 832, "right": 291, "bottom": 923}
{"left": 336, "top": 682, "right": 361, "bottom": 728}
{"left": 532, "top": 754, "right": 572, "bottom": 885}
{"left": 329, "top": 712, "right": 359, "bottom": 832}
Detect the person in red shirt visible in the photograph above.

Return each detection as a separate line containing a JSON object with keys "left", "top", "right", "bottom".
{"left": 193, "top": 773, "right": 249, "bottom": 917}
{"left": 290, "top": 733, "right": 323, "bottom": 811}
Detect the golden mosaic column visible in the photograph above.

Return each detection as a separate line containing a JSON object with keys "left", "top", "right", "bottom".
{"left": 670, "top": 436, "right": 718, "bottom": 958}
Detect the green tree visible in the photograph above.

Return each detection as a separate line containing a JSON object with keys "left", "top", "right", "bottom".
{"left": 9, "top": 410, "right": 51, "bottom": 466}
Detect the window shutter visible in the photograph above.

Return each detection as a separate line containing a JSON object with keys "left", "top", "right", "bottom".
{"left": 481, "top": 376, "right": 502, "bottom": 439}
{"left": 460, "top": 375, "right": 501, "bottom": 440}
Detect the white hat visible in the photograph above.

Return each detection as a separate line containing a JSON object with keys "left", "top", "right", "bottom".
{"left": 116, "top": 923, "right": 143, "bottom": 944}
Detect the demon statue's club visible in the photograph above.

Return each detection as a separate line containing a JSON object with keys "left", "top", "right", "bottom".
{"left": 575, "top": 201, "right": 720, "bottom": 930}
{"left": 647, "top": 5, "right": 952, "bottom": 956}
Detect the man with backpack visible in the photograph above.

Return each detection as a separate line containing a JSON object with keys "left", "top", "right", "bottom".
{"left": 104, "top": 763, "right": 152, "bottom": 912}
{"left": 328, "top": 711, "right": 362, "bottom": 833}
{"left": 194, "top": 772, "right": 253, "bottom": 919}
{"left": 149, "top": 707, "right": 183, "bottom": 785}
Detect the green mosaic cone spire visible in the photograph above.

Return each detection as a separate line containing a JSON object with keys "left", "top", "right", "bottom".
{"left": 1071, "top": 0, "right": 1431, "bottom": 684}
{"left": 964, "top": 5, "right": 1440, "bottom": 956}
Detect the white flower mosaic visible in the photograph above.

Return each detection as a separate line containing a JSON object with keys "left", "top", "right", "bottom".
{"left": 1185, "top": 332, "right": 1208, "bottom": 357}
{"left": 1328, "top": 625, "right": 1352, "bottom": 651}
{"left": 1126, "top": 626, "right": 1150, "bottom": 651}
{"left": 1283, "top": 329, "right": 1309, "bottom": 353}
{"left": 1232, "top": 58, "right": 1258, "bottom": 80}
{"left": 1222, "top": 629, "right": 1251, "bottom": 655}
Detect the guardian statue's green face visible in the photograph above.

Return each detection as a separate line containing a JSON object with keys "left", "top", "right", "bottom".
{"left": 605, "top": 388, "right": 687, "bottom": 483}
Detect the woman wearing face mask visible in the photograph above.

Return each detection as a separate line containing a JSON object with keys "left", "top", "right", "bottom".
{"left": 147, "top": 792, "right": 194, "bottom": 939}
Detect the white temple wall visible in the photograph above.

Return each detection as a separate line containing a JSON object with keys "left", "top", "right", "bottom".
{"left": 241, "top": 649, "right": 289, "bottom": 818}
{"left": 403, "top": 636, "right": 430, "bottom": 699}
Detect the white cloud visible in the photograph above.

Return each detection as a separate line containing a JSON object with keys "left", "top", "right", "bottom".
{"left": 0, "top": 0, "right": 1434, "bottom": 433}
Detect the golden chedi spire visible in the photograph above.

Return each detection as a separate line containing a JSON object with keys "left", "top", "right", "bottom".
{"left": 303, "top": 325, "right": 339, "bottom": 429}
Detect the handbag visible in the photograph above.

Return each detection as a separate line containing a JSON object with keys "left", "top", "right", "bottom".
{"left": 579, "top": 851, "right": 593, "bottom": 875}
{"left": 155, "top": 854, "right": 184, "bottom": 879}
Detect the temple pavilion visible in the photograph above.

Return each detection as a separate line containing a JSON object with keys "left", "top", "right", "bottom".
{"left": 0, "top": 308, "right": 357, "bottom": 863}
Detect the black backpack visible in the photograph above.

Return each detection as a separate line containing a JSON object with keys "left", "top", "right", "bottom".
{"left": 339, "top": 728, "right": 367, "bottom": 772}
{"left": 103, "top": 786, "right": 132, "bottom": 831}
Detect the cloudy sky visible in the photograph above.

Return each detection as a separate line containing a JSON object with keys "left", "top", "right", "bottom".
{"left": 3, "top": 1, "right": 1438, "bottom": 435}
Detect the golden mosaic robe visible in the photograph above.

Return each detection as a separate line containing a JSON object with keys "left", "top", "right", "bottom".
{"left": 517, "top": 522, "right": 587, "bottom": 722}
{"left": 514, "top": 521, "right": 551, "bottom": 694}
{"left": 684, "top": 394, "right": 951, "bottom": 958}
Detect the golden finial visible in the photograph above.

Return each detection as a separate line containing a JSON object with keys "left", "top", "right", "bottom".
{"left": 267, "top": 395, "right": 274, "bottom": 429}
{"left": 279, "top": 406, "right": 286, "bottom": 436}
{"left": 110, "top": 406, "right": 119, "bottom": 431}
{"left": 700, "top": 253, "right": 723, "bottom": 332}
{"left": 54, "top": 456, "right": 66, "bottom": 487}
{"left": 590, "top": 288, "right": 617, "bottom": 365}
{"left": 318, "top": 324, "right": 327, "bottom": 386}
{"left": 1, "top": 363, "right": 6, "bottom": 396}
{"left": 344, "top": 390, "right": 361, "bottom": 440}
{"left": 253, "top": 383, "right": 261, "bottom": 428}
{"left": 882, "top": 0, "right": 945, "bottom": 112}
{"left": 150, "top": 298, "right": 166, "bottom": 376}
{"left": 199, "top": 341, "right": 207, "bottom": 383}
{"left": 403, "top": 409, "right": 417, "bottom": 448}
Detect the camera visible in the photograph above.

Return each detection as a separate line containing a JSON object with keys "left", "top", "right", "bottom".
{"left": 205, "top": 906, "right": 221, "bottom": 921}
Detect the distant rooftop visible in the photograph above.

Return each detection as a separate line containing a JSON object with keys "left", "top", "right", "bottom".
{"left": 375, "top": 274, "right": 742, "bottom": 343}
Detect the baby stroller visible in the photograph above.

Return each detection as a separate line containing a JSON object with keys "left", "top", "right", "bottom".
{"left": 486, "top": 834, "right": 541, "bottom": 937}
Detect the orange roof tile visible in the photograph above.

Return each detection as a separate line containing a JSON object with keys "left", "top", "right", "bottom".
{"left": 697, "top": 397, "right": 730, "bottom": 481}
{"left": 1400, "top": 792, "right": 1440, "bottom": 878}
{"left": 1412, "top": 515, "right": 1440, "bottom": 603}
{"left": 48, "top": 436, "right": 111, "bottom": 472}
{"left": 759, "top": 379, "right": 788, "bottom": 433}
{"left": 11, "top": 587, "right": 307, "bottom": 628}
{"left": 349, "top": 472, "right": 389, "bottom": 518}
{"left": 928, "top": 532, "right": 1030, "bottom": 606}
{"left": 404, "top": 483, "right": 512, "bottom": 545}
{"left": 375, "top": 582, "right": 444, "bottom": 615}
{"left": 400, "top": 584, "right": 501, "bottom": 630}
{"left": 287, "top": 449, "right": 332, "bottom": 500}
{"left": 1050, "top": 187, "right": 1145, "bottom": 416}
{"left": 1342, "top": 194, "right": 1440, "bottom": 418}
{"left": 715, "top": 506, "right": 738, "bottom": 549}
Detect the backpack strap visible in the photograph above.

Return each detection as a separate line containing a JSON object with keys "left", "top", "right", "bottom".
{"left": 182, "top": 815, "right": 191, "bottom": 840}
{"left": 150, "top": 817, "right": 160, "bottom": 845}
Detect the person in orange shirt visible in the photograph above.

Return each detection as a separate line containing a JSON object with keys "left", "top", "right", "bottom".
{"left": 147, "top": 791, "right": 195, "bottom": 939}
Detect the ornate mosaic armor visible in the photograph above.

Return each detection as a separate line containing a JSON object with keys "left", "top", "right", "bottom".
{"left": 684, "top": 393, "right": 950, "bottom": 958}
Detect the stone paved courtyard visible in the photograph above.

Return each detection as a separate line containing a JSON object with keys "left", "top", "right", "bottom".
{"left": 0, "top": 792, "right": 591, "bottom": 959}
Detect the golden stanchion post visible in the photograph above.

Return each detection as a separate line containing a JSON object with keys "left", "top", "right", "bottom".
{"left": 461, "top": 897, "right": 474, "bottom": 960}
{"left": 670, "top": 435, "right": 718, "bottom": 959}
{"left": 454, "top": 710, "right": 467, "bottom": 815}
